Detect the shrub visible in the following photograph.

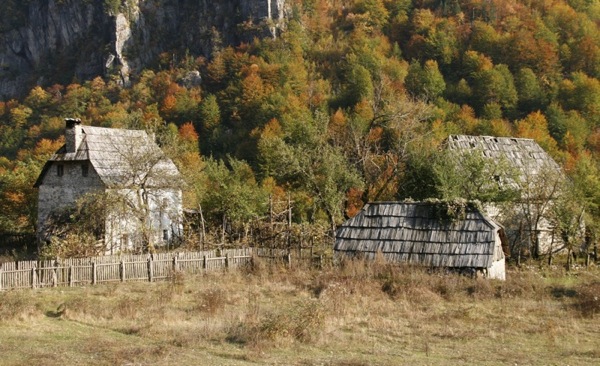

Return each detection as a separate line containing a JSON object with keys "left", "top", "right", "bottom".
{"left": 495, "top": 270, "right": 547, "bottom": 299}
{"left": 466, "top": 278, "right": 496, "bottom": 300}
{"left": 167, "top": 270, "right": 186, "bottom": 295}
{"left": 575, "top": 281, "right": 600, "bottom": 318}
{"left": 195, "top": 288, "right": 227, "bottom": 315}
{"left": 227, "top": 298, "right": 325, "bottom": 348}
{"left": 0, "top": 291, "right": 39, "bottom": 321}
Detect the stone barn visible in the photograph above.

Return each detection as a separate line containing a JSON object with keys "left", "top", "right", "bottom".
{"left": 445, "top": 135, "right": 569, "bottom": 256}
{"left": 335, "top": 201, "right": 507, "bottom": 280}
{"left": 34, "top": 118, "right": 183, "bottom": 254}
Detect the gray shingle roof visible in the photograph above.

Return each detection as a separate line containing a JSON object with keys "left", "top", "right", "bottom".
{"left": 446, "top": 135, "right": 561, "bottom": 177}
{"left": 334, "top": 202, "right": 505, "bottom": 269}
{"left": 34, "top": 125, "right": 181, "bottom": 188}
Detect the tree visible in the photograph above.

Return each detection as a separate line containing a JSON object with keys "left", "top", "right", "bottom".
{"left": 259, "top": 111, "right": 363, "bottom": 232}
{"left": 431, "top": 149, "right": 520, "bottom": 203}
{"left": 342, "top": 63, "right": 374, "bottom": 107}
{"left": 511, "top": 162, "right": 564, "bottom": 261}
{"left": 515, "top": 68, "right": 546, "bottom": 115}
{"left": 39, "top": 192, "right": 122, "bottom": 258}
{"left": 404, "top": 60, "right": 445, "bottom": 101}
{"left": 353, "top": 0, "right": 389, "bottom": 30}
{"left": 199, "top": 157, "right": 268, "bottom": 241}
{"left": 515, "top": 111, "right": 560, "bottom": 158}
{"left": 550, "top": 185, "right": 585, "bottom": 270}
{"left": 198, "top": 93, "right": 221, "bottom": 150}
{"left": 470, "top": 64, "right": 518, "bottom": 117}
{"left": 558, "top": 72, "right": 600, "bottom": 127}
{"left": 568, "top": 153, "right": 600, "bottom": 262}
{"left": 0, "top": 138, "right": 63, "bottom": 233}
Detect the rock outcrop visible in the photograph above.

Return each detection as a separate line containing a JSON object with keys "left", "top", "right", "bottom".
{"left": 0, "top": 0, "right": 288, "bottom": 99}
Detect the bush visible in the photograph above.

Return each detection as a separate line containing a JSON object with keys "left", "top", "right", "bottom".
{"left": 227, "top": 298, "right": 325, "bottom": 348}
{"left": 195, "top": 288, "right": 227, "bottom": 315}
{"left": 0, "top": 291, "right": 39, "bottom": 321}
{"left": 494, "top": 270, "right": 547, "bottom": 299}
{"left": 575, "top": 281, "right": 600, "bottom": 318}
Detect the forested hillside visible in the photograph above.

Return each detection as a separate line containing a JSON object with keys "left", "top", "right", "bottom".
{"left": 1, "top": 0, "right": 600, "bottom": 253}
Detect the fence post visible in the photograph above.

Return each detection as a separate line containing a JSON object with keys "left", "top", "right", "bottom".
{"left": 68, "top": 265, "right": 73, "bottom": 287}
{"left": 147, "top": 257, "right": 153, "bottom": 282}
{"left": 203, "top": 255, "right": 207, "bottom": 270}
{"left": 31, "top": 267, "right": 37, "bottom": 289}
{"left": 120, "top": 260, "right": 125, "bottom": 283}
{"left": 586, "top": 253, "right": 590, "bottom": 268}
{"left": 91, "top": 262, "right": 97, "bottom": 285}
{"left": 225, "top": 253, "right": 229, "bottom": 269}
{"left": 0, "top": 263, "right": 3, "bottom": 291}
{"left": 173, "top": 255, "right": 179, "bottom": 272}
{"left": 286, "top": 253, "right": 292, "bottom": 269}
{"left": 52, "top": 261, "right": 58, "bottom": 287}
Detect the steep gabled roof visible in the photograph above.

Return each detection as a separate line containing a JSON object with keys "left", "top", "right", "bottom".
{"left": 334, "top": 202, "right": 505, "bottom": 269}
{"left": 445, "top": 135, "right": 561, "bottom": 177}
{"left": 34, "top": 126, "right": 181, "bottom": 188}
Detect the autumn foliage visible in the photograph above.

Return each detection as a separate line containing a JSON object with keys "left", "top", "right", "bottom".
{"left": 1, "top": 0, "right": 600, "bottom": 244}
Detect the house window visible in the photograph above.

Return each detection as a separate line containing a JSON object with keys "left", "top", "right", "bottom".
{"left": 56, "top": 164, "right": 64, "bottom": 177}
{"left": 81, "top": 163, "right": 89, "bottom": 177}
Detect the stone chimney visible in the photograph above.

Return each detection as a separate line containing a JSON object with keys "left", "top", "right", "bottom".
{"left": 65, "top": 118, "right": 82, "bottom": 153}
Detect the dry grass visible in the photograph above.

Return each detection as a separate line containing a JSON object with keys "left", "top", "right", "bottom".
{"left": 0, "top": 290, "right": 40, "bottom": 321}
{"left": 574, "top": 280, "right": 600, "bottom": 318}
{"left": 0, "top": 260, "right": 599, "bottom": 365}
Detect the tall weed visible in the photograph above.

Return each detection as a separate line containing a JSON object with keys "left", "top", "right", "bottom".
{"left": 227, "top": 298, "right": 325, "bottom": 348}
{"left": 0, "top": 291, "right": 39, "bottom": 321}
{"left": 575, "top": 281, "right": 600, "bottom": 318}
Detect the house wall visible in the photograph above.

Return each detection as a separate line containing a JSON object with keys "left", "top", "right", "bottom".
{"left": 487, "top": 258, "right": 506, "bottom": 280}
{"left": 486, "top": 235, "right": 506, "bottom": 280}
{"left": 37, "top": 161, "right": 104, "bottom": 241}
{"left": 483, "top": 203, "right": 563, "bottom": 256}
{"left": 103, "top": 187, "right": 183, "bottom": 254}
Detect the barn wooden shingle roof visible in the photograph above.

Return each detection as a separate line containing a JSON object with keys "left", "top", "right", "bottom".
{"left": 334, "top": 202, "right": 505, "bottom": 269}
{"left": 34, "top": 125, "right": 180, "bottom": 188}
{"left": 445, "top": 135, "right": 561, "bottom": 176}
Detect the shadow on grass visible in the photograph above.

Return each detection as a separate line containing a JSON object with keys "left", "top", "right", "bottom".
{"left": 45, "top": 303, "right": 66, "bottom": 318}
{"left": 550, "top": 286, "right": 577, "bottom": 298}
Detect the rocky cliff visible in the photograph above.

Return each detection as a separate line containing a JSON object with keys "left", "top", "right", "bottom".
{"left": 0, "top": 0, "right": 288, "bottom": 99}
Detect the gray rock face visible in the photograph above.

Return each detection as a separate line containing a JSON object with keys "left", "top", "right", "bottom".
{"left": 0, "top": 0, "right": 288, "bottom": 99}
{"left": 0, "top": 0, "right": 109, "bottom": 99}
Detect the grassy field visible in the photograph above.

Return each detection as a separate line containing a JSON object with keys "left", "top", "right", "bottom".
{"left": 1, "top": 258, "right": 599, "bottom": 365}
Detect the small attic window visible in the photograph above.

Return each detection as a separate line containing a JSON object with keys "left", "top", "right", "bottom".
{"left": 56, "top": 164, "right": 64, "bottom": 177}
{"left": 81, "top": 163, "right": 89, "bottom": 177}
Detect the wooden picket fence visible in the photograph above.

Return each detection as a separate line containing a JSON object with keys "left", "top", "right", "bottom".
{"left": 0, "top": 247, "right": 325, "bottom": 291}
{"left": 0, "top": 248, "right": 254, "bottom": 290}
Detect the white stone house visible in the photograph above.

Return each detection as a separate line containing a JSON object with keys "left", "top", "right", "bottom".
{"left": 34, "top": 118, "right": 183, "bottom": 254}
{"left": 445, "top": 135, "right": 570, "bottom": 257}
